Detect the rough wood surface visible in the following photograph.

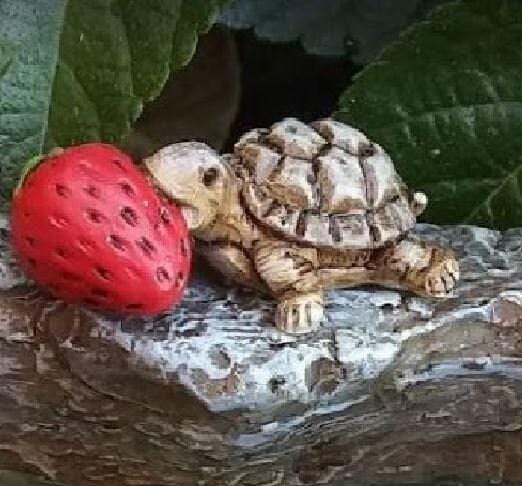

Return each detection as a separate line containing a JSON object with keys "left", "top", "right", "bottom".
{"left": 0, "top": 214, "right": 521, "bottom": 485}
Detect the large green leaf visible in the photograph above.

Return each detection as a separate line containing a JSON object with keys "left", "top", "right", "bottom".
{"left": 0, "top": 0, "right": 226, "bottom": 200}
{"left": 220, "top": 0, "right": 449, "bottom": 62}
{"left": 336, "top": 0, "right": 522, "bottom": 229}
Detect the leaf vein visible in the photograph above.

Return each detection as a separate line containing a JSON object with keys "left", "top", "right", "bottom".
{"left": 464, "top": 164, "right": 522, "bottom": 224}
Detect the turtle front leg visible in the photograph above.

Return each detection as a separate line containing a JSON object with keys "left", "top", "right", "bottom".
{"left": 373, "top": 238, "right": 459, "bottom": 297}
{"left": 254, "top": 241, "right": 324, "bottom": 334}
{"left": 275, "top": 291, "right": 324, "bottom": 335}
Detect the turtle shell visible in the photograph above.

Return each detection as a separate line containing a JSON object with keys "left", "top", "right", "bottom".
{"left": 232, "top": 118, "right": 420, "bottom": 249}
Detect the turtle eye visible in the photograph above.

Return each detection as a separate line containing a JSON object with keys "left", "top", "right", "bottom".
{"left": 202, "top": 167, "right": 219, "bottom": 187}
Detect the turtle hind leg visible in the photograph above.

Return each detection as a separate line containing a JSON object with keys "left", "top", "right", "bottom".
{"left": 254, "top": 240, "right": 324, "bottom": 334}
{"left": 372, "top": 238, "right": 459, "bottom": 297}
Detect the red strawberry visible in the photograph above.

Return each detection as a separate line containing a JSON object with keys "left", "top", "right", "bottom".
{"left": 10, "top": 143, "right": 191, "bottom": 315}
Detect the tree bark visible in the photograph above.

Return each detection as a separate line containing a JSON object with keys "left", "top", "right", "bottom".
{"left": 0, "top": 215, "right": 521, "bottom": 485}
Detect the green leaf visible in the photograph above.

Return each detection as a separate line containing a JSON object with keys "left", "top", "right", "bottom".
{"left": 0, "top": 0, "right": 66, "bottom": 201}
{"left": 0, "top": 0, "right": 226, "bottom": 200}
{"left": 336, "top": 0, "right": 522, "bottom": 230}
{"left": 220, "top": 0, "right": 449, "bottom": 63}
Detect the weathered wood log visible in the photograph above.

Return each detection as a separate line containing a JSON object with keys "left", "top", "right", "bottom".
{"left": 0, "top": 214, "right": 521, "bottom": 485}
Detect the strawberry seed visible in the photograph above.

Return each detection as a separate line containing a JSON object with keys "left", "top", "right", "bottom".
{"left": 113, "top": 159, "right": 127, "bottom": 172}
{"left": 55, "top": 248, "right": 68, "bottom": 259}
{"left": 120, "top": 182, "right": 135, "bottom": 197}
{"left": 121, "top": 206, "right": 138, "bottom": 226}
{"left": 55, "top": 184, "right": 71, "bottom": 197}
{"left": 136, "top": 237, "right": 155, "bottom": 257}
{"left": 156, "top": 267, "right": 170, "bottom": 283}
{"left": 95, "top": 267, "right": 111, "bottom": 280}
{"left": 84, "top": 185, "right": 101, "bottom": 198}
{"left": 86, "top": 208, "right": 105, "bottom": 224}
{"left": 108, "top": 234, "right": 127, "bottom": 251}
{"left": 159, "top": 208, "right": 170, "bottom": 225}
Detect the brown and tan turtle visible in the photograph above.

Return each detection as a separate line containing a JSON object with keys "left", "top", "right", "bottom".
{"left": 144, "top": 118, "right": 459, "bottom": 334}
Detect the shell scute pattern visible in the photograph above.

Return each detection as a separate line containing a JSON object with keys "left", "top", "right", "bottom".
{"left": 234, "top": 118, "right": 417, "bottom": 249}
{"left": 240, "top": 143, "right": 280, "bottom": 185}
{"left": 267, "top": 118, "right": 325, "bottom": 159}
{"left": 317, "top": 147, "right": 367, "bottom": 212}
{"left": 361, "top": 145, "right": 403, "bottom": 208}
{"left": 312, "top": 118, "right": 370, "bottom": 155}
{"left": 266, "top": 157, "right": 316, "bottom": 209}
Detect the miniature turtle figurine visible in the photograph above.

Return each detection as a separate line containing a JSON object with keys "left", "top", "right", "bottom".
{"left": 144, "top": 118, "right": 459, "bottom": 334}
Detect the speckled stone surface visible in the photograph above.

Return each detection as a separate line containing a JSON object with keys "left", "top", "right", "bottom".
{"left": 3, "top": 213, "right": 520, "bottom": 412}
{"left": 0, "top": 215, "right": 26, "bottom": 290}
{"left": 0, "top": 212, "right": 521, "bottom": 485}
{"left": 90, "top": 224, "right": 520, "bottom": 411}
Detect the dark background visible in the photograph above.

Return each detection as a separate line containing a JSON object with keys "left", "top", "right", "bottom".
{"left": 226, "top": 30, "right": 358, "bottom": 149}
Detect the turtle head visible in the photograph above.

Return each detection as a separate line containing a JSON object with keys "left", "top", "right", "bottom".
{"left": 144, "top": 142, "right": 235, "bottom": 232}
